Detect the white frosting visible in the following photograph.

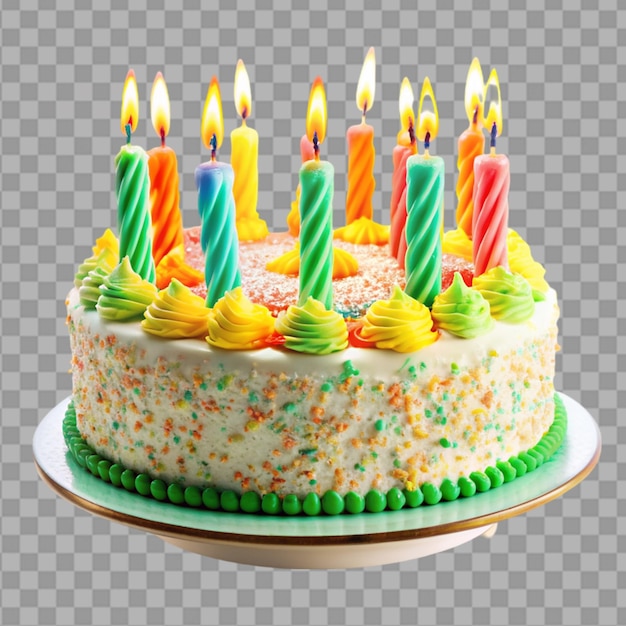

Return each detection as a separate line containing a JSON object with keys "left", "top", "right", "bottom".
{"left": 67, "top": 288, "right": 559, "bottom": 498}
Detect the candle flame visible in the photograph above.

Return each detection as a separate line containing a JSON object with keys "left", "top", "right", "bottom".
{"left": 120, "top": 69, "right": 139, "bottom": 136}
{"left": 356, "top": 47, "right": 376, "bottom": 114}
{"left": 201, "top": 77, "right": 224, "bottom": 150}
{"left": 482, "top": 69, "right": 502, "bottom": 136}
{"left": 234, "top": 59, "right": 252, "bottom": 120}
{"left": 150, "top": 72, "right": 170, "bottom": 139}
{"left": 416, "top": 77, "right": 439, "bottom": 142}
{"left": 464, "top": 57, "right": 485, "bottom": 124}
{"left": 306, "top": 77, "right": 327, "bottom": 146}
{"left": 399, "top": 77, "right": 415, "bottom": 133}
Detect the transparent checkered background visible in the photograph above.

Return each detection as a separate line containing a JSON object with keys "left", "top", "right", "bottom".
{"left": 1, "top": 1, "right": 623, "bottom": 624}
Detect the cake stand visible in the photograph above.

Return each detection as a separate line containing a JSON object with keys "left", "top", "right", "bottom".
{"left": 34, "top": 393, "right": 600, "bottom": 569}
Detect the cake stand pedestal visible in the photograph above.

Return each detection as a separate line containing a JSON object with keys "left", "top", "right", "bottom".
{"left": 34, "top": 393, "right": 600, "bottom": 570}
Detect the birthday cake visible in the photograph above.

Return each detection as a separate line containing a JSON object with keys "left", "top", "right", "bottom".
{"left": 63, "top": 64, "right": 564, "bottom": 516}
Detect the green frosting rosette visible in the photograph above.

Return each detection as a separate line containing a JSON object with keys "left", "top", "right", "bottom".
{"left": 472, "top": 266, "right": 535, "bottom": 323}
{"left": 96, "top": 257, "right": 158, "bottom": 322}
{"left": 79, "top": 266, "right": 111, "bottom": 310}
{"left": 74, "top": 247, "right": 118, "bottom": 288}
{"left": 274, "top": 297, "right": 348, "bottom": 355}
{"left": 432, "top": 273, "right": 494, "bottom": 338}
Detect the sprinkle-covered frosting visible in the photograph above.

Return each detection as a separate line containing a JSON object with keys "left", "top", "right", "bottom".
{"left": 142, "top": 278, "right": 210, "bottom": 339}
{"left": 207, "top": 287, "right": 275, "bottom": 350}
{"left": 96, "top": 257, "right": 158, "bottom": 322}
{"left": 78, "top": 266, "right": 110, "bottom": 309}
{"left": 275, "top": 297, "right": 348, "bottom": 354}
{"left": 432, "top": 272, "right": 493, "bottom": 338}
{"left": 266, "top": 243, "right": 359, "bottom": 280}
{"left": 334, "top": 216, "right": 390, "bottom": 245}
{"left": 358, "top": 285, "right": 438, "bottom": 352}
{"left": 472, "top": 266, "right": 535, "bottom": 323}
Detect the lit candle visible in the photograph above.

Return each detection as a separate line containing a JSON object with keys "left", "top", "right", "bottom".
{"left": 287, "top": 134, "right": 316, "bottom": 237}
{"left": 345, "top": 47, "right": 376, "bottom": 225}
{"left": 473, "top": 69, "right": 509, "bottom": 277}
{"left": 456, "top": 58, "right": 486, "bottom": 238}
{"left": 230, "top": 60, "right": 268, "bottom": 241}
{"left": 404, "top": 78, "right": 444, "bottom": 307}
{"left": 147, "top": 72, "right": 183, "bottom": 269}
{"left": 298, "top": 77, "right": 334, "bottom": 309}
{"left": 389, "top": 77, "right": 417, "bottom": 262}
{"left": 115, "top": 70, "right": 155, "bottom": 283}
{"left": 196, "top": 77, "right": 241, "bottom": 307}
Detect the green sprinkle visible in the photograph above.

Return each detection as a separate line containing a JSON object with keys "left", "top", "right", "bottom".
{"left": 365, "top": 489, "right": 387, "bottom": 513}
{"left": 469, "top": 471, "right": 491, "bottom": 492}
{"left": 282, "top": 402, "right": 297, "bottom": 414}
{"left": 458, "top": 476, "right": 477, "bottom": 498}
{"left": 451, "top": 362, "right": 460, "bottom": 374}
{"left": 248, "top": 391, "right": 259, "bottom": 403}
{"left": 303, "top": 492, "right": 321, "bottom": 516}
{"left": 135, "top": 473, "right": 151, "bottom": 496}
{"left": 261, "top": 493, "right": 281, "bottom": 515}
{"left": 86, "top": 454, "right": 101, "bottom": 476}
{"left": 184, "top": 486, "right": 203, "bottom": 507}
{"left": 150, "top": 479, "right": 168, "bottom": 501}
{"left": 220, "top": 490, "right": 240, "bottom": 512}
{"left": 97, "top": 459, "right": 111, "bottom": 482}
{"left": 386, "top": 487, "right": 406, "bottom": 511}
{"left": 393, "top": 459, "right": 402, "bottom": 468}
{"left": 202, "top": 488, "right": 220, "bottom": 510}
{"left": 485, "top": 466, "right": 504, "bottom": 488}
{"left": 299, "top": 448, "right": 317, "bottom": 456}
{"left": 121, "top": 469, "right": 136, "bottom": 491}
{"left": 240, "top": 491, "right": 262, "bottom": 513}
{"left": 345, "top": 491, "right": 365, "bottom": 514}
{"left": 167, "top": 483, "right": 185, "bottom": 505}
{"left": 321, "top": 490, "right": 345, "bottom": 515}
{"left": 374, "top": 419, "right": 386, "bottom": 431}
{"left": 184, "top": 390, "right": 193, "bottom": 402}
{"left": 173, "top": 435, "right": 180, "bottom": 444}
{"left": 320, "top": 382, "right": 333, "bottom": 393}
{"left": 109, "top": 464, "right": 123, "bottom": 487}
{"left": 112, "top": 421, "right": 120, "bottom": 430}
{"left": 282, "top": 494, "right": 302, "bottom": 516}
{"left": 440, "top": 478, "right": 461, "bottom": 501}
{"left": 440, "top": 438, "right": 451, "bottom": 448}
{"left": 308, "top": 479, "right": 317, "bottom": 486}
{"left": 340, "top": 360, "right": 360, "bottom": 383}
{"left": 403, "top": 486, "right": 424, "bottom": 508}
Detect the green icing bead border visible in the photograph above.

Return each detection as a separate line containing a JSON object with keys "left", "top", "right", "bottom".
{"left": 63, "top": 394, "right": 567, "bottom": 516}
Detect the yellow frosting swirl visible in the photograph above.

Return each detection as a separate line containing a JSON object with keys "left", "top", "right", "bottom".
{"left": 266, "top": 243, "right": 359, "bottom": 279}
{"left": 96, "top": 257, "right": 158, "bottom": 322}
{"left": 334, "top": 216, "right": 390, "bottom": 245}
{"left": 142, "top": 278, "right": 210, "bottom": 339}
{"left": 275, "top": 297, "right": 348, "bottom": 354}
{"left": 507, "top": 230, "right": 550, "bottom": 293}
{"left": 442, "top": 227, "right": 472, "bottom": 261}
{"left": 207, "top": 287, "right": 275, "bottom": 350}
{"left": 359, "top": 285, "right": 438, "bottom": 352}
{"left": 92, "top": 228, "right": 119, "bottom": 257}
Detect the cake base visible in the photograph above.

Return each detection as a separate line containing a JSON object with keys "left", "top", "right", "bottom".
{"left": 34, "top": 393, "right": 600, "bottom": 568}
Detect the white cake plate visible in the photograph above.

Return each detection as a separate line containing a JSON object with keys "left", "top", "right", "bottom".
{"left": 34, "top": 393, "right": 600, "bottom": 569}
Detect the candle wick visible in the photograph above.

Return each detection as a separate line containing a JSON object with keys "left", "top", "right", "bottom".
{"left": 408, "top": 120, "right": 416, "bottom": 146}
{"left": 125, "top": 122, "right": 131, "bottom": 144}
{"left": 313, "top": 131, "right": 320, "bottom": 160}
{"left": 424, "top": 131, "right": 431, "bottom": 151}
{"left": 241, "top": 108, "right": 248, "bottom": 123}
{"left": 160, "top": 128, "right": 165, "bottom": 147}
{"left": 210, "top": 133, "right": 217, "bottom": 161}
{"left": 490, "top": 122, "right": 497, "bottom": 150}
{"left": 473, "top": 107, "right": 479, "bottom": 125}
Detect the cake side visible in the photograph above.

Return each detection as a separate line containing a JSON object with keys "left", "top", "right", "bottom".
{"left": 68, "top": 287, "right": 559, "bottom": 498}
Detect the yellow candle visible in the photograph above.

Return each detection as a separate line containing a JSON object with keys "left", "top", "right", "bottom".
{"left": 456, "top": 58, "right": 486, "bottom": 238}
{"left": 345, "top": 47, "right": 376, "bottom": 225}
{"left": 230, "top": 59, "right": 268, "bottom": 241}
